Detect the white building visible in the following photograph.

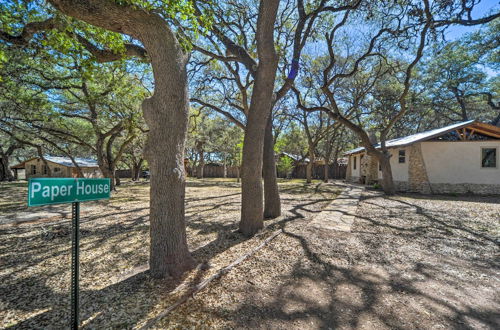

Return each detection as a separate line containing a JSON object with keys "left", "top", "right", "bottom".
{"left": 345, "top": 120, "right": 500, "bottom": 195}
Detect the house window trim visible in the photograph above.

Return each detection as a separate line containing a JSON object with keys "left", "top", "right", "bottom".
{"left": 31, "top": 165, "right": 37, "bottom": 175}
{"left": 398, "top": 149, "right": 406, "bottom": 164}
{"left": 480, "top": 147, "right": 498, "bottom": 169}
{"left": 353, "top": 156, "right": 357, "bottom": 170}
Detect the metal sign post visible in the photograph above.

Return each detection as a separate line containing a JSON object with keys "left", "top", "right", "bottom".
{"left": 27, "top": 178, "right": 111, "bottom": 329}
{"left": 70, "top": 202, "right": 80, "bottom": 330}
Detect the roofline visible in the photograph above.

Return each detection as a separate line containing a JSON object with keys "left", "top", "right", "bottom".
{"left": 11, "top": 156, "right": 99, "bottom": 169}
{"left": 344, "top": 120, "right": 482, "bottom": 155}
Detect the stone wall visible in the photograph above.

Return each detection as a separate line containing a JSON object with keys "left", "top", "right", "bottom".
{"left": 347, "top": 175, "right": 360, "bottom": 183}
{"left": 408, "top": 143, "right": 432, "bottom": 194}
{"left": 429, "top": 183, "right": 500, "bottom": 195}
{"left": 362, "top": 154, "right": 378, "bottom": 184}
{"left": 394, "top": 180, "right": 410, "bottom": 192}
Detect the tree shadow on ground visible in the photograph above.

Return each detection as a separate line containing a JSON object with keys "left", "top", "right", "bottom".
{"left": 2, "top": 182, "right": 337, "bottom": 328}
{"left": 199, "top": 194, "right": 499, "bottom": 329}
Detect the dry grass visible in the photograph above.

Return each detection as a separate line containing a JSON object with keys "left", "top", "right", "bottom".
{"left": 0, "top": 178, "right": 338, "bottom": 329}
{"left": 2, "top": 180, "right": 498, "bottom": 329}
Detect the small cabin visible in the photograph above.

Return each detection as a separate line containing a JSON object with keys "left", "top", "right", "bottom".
{"left": 11, "top": 156, "right": 102, "bottom": 180}
{"left": 345, "top": 120, "right": 500, "bottom": 195}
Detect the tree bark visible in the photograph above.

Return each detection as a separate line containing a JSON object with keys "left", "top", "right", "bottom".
{"left": 0, "top": 143, "right": 18, "bottom": 181}
{"left": 239, "top": 0, "right": 280, "bottom": 236}
{"left": 262, "top": 116, "right": 281, "bottom": 219}
{"left": 323, "top": 162, "right": 329, "bottom": 183}
{"left": 140, "top": 22, "right": 196, "bottom": 278}
{"left": 306, "top": 150, "right": 314, "bottom": 184}
{"left": 0, "top": 155, "right": 14, "bottom": 181}
{"left": 377, "top": 151, "right": 395, "bottom": 195}
{"left": 196, "top": 147, "right": 204, "bottom": 179}
{"left": 47, "top": 0, "right": 195, "bottom": 278}
{"left": 132, "top": 158, "right": 143, "bottom": 181}
{"left": 222, "top": 154, "right": 227, "bottom": 178}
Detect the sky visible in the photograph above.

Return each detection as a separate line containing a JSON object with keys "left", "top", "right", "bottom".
{"left": 444, "top": 0, "right": 499, "bottom": 40}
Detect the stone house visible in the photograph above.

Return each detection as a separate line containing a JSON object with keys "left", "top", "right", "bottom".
{"left": 345, "top": 120, "right": 500, "bottom": 194}
{"left": 11, "top": 156, "right": 102, "bottom": 180}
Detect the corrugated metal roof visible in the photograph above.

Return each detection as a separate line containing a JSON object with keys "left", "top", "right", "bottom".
{"left": 44, "top": 156, "right": 99, "bottom": 168}
{"left": 345, "top": 120, "right": 475, "bottom": 155}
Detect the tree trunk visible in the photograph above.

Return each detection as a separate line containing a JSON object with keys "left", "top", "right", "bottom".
{"left": 140, "top": 25, "right": 195, "bottom": 278}
{"left": 46, "top": 0, "right": 196, "bottom": 278}
{"left": 306, "top": 150, "right": 314, "bottom": 183}
{"left": 378, "top": 151, "right": 395, "bottom": 195}
{"left": 262, "top": 116, "right": 281, "bottom": 219}
{"left": 239, "top": 0, "right": 280, "bottom": 236}
{"left": 196, "top": 148, "right": 204, "bottom": 179}
{"left": 132, "top": 159, "right": 143, "bottom": 181}
{"left": 100, "top": 166, "right": 116, "bottom": 190}
{"left": 115, "top": 175, "right": 121, "bottom": 186}
{"left": 323, "top": 162, "right": 329, "bottom": 183}
{"left": 0, "top": 154, "right": 14, "bottom": 181}
{"left": 222, "top": 154, "right": 227, "bottom": 178}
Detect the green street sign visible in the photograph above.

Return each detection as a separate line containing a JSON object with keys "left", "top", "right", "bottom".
{"left": 28, "top": 178, "right": 111, "bottom": 207}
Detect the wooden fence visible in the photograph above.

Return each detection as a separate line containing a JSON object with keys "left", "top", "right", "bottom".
{"left": 187, "top": 163, "right": 346, "bottom": 180}
{"left": 289, "top": 163, "right": 347, "bottom": 180}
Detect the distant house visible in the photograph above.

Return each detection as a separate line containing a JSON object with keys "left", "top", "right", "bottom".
{"left": 11, "top": 156, "right": 102, "bottom": 179}
{"left": 345, "top": 120, "right": 500, "bottom": 195}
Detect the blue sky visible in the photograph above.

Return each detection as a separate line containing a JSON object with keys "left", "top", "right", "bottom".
{"left": 444, "top": 0, "right": 499, "bottom": 40}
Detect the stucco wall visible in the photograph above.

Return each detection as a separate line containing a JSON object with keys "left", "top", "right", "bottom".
{"left": 350, "top": 154, "right": 360, "bottom": 178}
{"left": 377, "top": 148, "right": 409, "bottom": 182}
{"left": 421, "top": 141, "right": 500, "bottom": 185}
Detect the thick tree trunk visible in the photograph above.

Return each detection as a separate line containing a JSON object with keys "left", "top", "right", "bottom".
{"left": 378, "top": 151, "right": 395, "bottom": 195}
{"left": 0, "top": 154, "right": 14, "bottom": 181}
{"left": 239, "top": 0, "right": 280, "bottom": 236}
{"left": 263, "top": 116, "right": 281, "bottom": 219}
{"left": 48, "top": 0, "right": 195, "bottom": 278}
{"left": 141, "top": 26, "right": 195, "bottom": 278}
{"left": 115, "top": 175, "right": 121, "bottom": 186}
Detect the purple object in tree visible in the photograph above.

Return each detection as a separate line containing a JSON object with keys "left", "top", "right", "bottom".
{"left": 287, "top": 58, "right": 300, "bottom": 79}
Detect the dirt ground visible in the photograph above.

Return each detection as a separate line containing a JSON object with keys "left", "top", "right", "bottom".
{"left": 0, "top": 178, "right": 338, "bottom": 329}
{"left": 1, "top": 180, "right": 499, "bottom": 329}
{"left": 158, "top": 190, "right": 500, "bottom": 330}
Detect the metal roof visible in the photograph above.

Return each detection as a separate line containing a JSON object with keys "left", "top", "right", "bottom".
{"left": 345, "top": 120, "right": 476, "bottom": 155}
{"left": 43, "top": 156, "right": 99, "bottom": 168}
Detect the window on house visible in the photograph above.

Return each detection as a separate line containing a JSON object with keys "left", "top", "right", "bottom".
{"left": 31, "top": 165, "right": 36, "bottom": 175}
{"left": 481, "top": 148, "right": 497, "bottom": 168}
{"left": 54, "top": 167, "right": 61, "bottom": 173}
{"left": 42, "top": 165, "right": 48, "bottom": 175}
{"left": 379, "top": 162, "right": 382, "bottom": 171}
{"left": 353, "top": 156, "right": 357, "bottom": 170}
{"left": 398, "top": 150, "right": 406, "bottom": 163}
